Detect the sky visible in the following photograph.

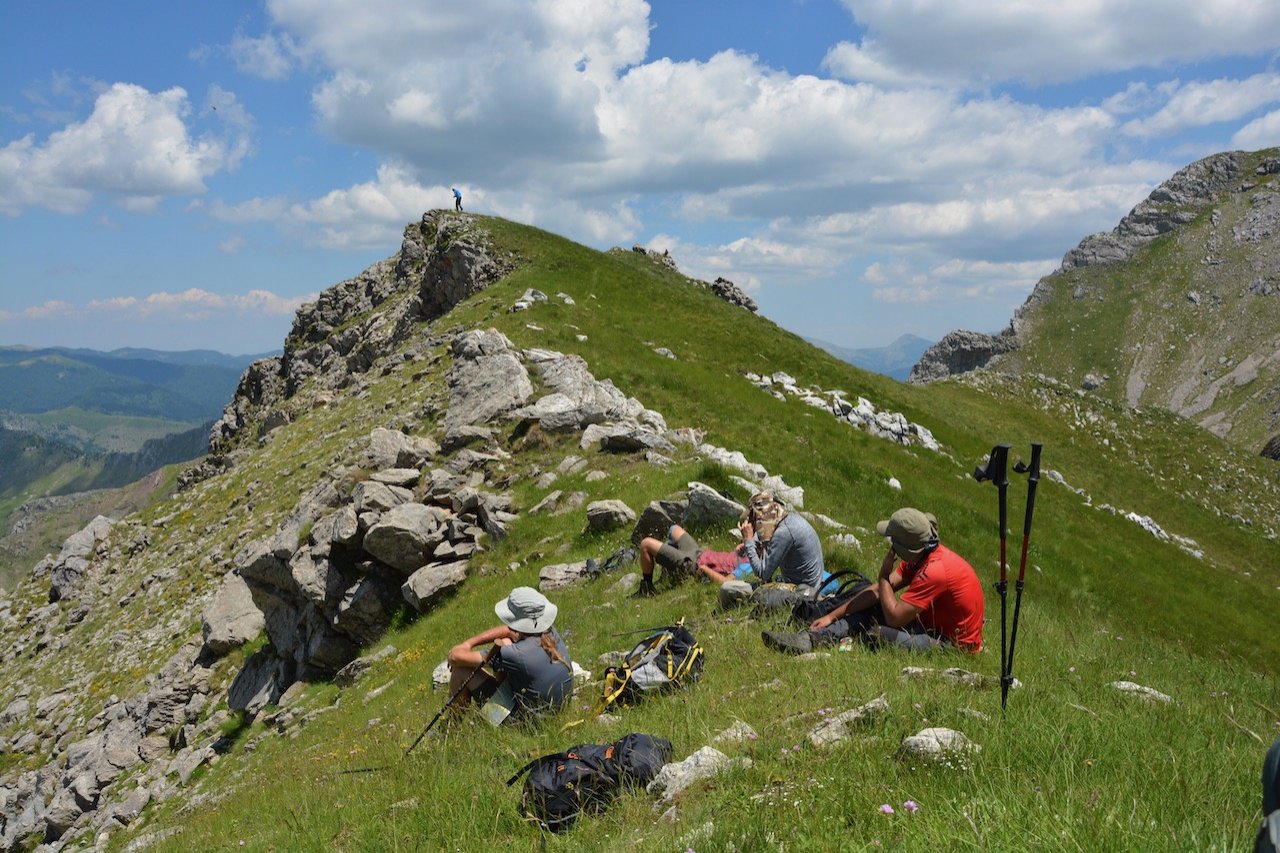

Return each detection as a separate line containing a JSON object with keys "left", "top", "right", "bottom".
{"left": 2, "top": 1, "right": 1278, "bottom": 356}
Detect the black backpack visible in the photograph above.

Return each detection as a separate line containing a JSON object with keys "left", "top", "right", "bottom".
{"left": 507, "top": 734, "right": 672, "bottom": 832}
{"left": 789, "top": 570, "right": 873, "bottom": 624}
{"left": 597, "top": 624, "right": 703, "bottom": 712}
{"left": 751, "top": 570, "right": 868, "bottom": 619}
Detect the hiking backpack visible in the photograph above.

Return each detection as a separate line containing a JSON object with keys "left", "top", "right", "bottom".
{"left": 597, "top": 624, "right": 703, "bottom": 712}
{"left": 788, "top": 570, "right": 874, "bottom": 624}
{"left": 750, "top": 570, "right": 867, "bottom": 618}
{"left": 507, "top": 733, "right": 672, "bottom": 832}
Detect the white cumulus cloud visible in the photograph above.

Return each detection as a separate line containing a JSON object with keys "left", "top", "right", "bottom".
{"left": 1121, "top": 73, "right": 1280, "bottom": 138}
{"left": 825, "top": 0, "right": 1280, "bottom": 88}
{"left": 0, "top": 83, "right": 251, "bottom": 216}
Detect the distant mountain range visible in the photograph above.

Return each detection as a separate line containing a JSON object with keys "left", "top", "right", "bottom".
{"left": 806, "top": 334, "right": 934, "bottom": 380}
{"left": 0, "top": 346, "right": 271, "bottom": 426}
{"left": 0, "top": 346, "right": 272, "bottom": 586}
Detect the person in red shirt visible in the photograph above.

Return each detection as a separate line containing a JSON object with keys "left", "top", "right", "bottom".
{"left": 870, "top": 507, "right": 985, "bottom": 652}
{"left": 762, "top": 507, "right": 984, "bottom": 654}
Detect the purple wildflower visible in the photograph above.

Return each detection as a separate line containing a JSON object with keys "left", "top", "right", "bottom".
{"left": 903, "top": 800, "right": 918, "bottom": 813}
{"left": 879, "top": 804, "right": 894, "bottom": 814}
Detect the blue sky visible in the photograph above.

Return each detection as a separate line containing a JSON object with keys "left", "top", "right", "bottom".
{"left": 2, "top": 1, "right": 1277, "bottom": 356}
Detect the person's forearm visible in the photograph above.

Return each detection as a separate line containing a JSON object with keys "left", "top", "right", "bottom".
{"left": 877, "top": 578, "right": 915, "bottom": 627}
{"left": 827, "top": 585, "right": 878, "bottom": 621}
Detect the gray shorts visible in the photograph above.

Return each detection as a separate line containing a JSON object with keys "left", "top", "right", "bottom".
{"left": 656, "top": 531, "right": 699, "bottom": 579}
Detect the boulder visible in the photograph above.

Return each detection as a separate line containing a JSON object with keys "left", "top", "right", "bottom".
{"left": 585, "top": 500, "right": 636, "bottom": 533}
{"left": 444, "top": 330, "right": 534, "bottom": 432}
{"left": 630, "top": 501, "right": 685, "bottom": 546}
{"left": 363, "top": 427, "right": 438, "bottom": 470}
{"left": 899, "top": 727, "right": 980, "bottom": 764}
{"left": 352, "top": 481, "right": 413, "bottom": 514}
{"left": 682, "top": 482, "right": 745, "bottom": 529}
{"left": 538, "top": 561, "right": 591, "bottom": 591}
{"left": 227, "top": 650, "right": 286, "bottom": 713}
{"left": 647, "top": 747, "right": 750, "bottom": 803}
{"left": 362, "top": 504, "right": 446, "bottom": 573}
{"left": 201, "top": 572, "right": 265, "bottom": 656}
{"left": 333, "top": 575, "right": 404, "bottom": 646}
{"left": 401, "top": 563, "right": 468, "bottom": 612}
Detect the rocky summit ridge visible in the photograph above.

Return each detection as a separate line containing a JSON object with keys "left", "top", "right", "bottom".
{"left": 909, "top": 148, "right": 1280, "bottom": 456}
{"left": 0, "top": 211, "right": 905, "bottom": 851}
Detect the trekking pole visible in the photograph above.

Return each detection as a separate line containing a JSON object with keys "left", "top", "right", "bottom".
{"left": 973, "top": 444, "right": 1011, "bottom": 711}
{"left": 1003, "top": 442, "right": 1042, "bottom": 711}
{"left": 404, "top": 646, "right": 500, "bottom": 757}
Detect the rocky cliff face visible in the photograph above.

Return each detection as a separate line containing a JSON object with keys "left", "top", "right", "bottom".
{"left": 909, "top": 148, "right": 1280, "bottom": 455}
{"left": 0, "top": 209, "right": 809, "bottom": 850}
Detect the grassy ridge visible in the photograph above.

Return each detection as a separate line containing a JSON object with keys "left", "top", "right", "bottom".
{"left": 46, "top": 215, "right": 1275, "bottom": 851}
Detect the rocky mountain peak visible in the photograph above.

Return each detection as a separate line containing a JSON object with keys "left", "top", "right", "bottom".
{"left": 908, "top": 148, "right": 1280, "bottom": 455}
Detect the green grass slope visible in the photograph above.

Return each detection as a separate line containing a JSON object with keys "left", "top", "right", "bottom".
{"left": 997, "top": 147, "right": 1280, "bottom": 453}
{"left": 2, "top": 215, "right": 1274, "bottom": 851}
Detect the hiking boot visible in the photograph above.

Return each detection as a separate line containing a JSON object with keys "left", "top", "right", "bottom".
{"left": 762, "top": 630, "right": 813, "bottom": 655}
{"left": 632, "top": 577, "right": 658, "bottom": 598}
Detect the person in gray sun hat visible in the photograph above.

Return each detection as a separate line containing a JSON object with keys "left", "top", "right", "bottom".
{"left": 762, "top": 507, "right": 985, "bottom": 655}
{"left": 447, "top": 586, "right": 573, "bottom": 723}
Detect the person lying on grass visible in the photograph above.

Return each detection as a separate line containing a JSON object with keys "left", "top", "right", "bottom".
{"left": 762, "top": 507, "right": 984, "bottom": 655}
{"left": 447, "top": 586, "right": 573, "bottom": 723}
{"left": 632, "top": 522, "right": 755, "bottom": 597}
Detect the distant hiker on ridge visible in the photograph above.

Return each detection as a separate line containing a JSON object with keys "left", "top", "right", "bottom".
{"left": 762, "top": 507, "right": 984, "bottom": 654}
{"left": 452, "top": 187, "right": 463, "bottom": 211}
{"left": 447, "top": 587, "right": 573, "bottom": 724}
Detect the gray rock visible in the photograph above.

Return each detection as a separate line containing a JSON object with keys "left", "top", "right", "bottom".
{"left": 441, "top": 424, "right": 494, "bottom": 452}
{"left": 47, "top": 515, "right": 115, "bottom": 602}
{"left": 585, "top": 500, "right": 636, "bottom": 533}
{"left": 808, "top": 696, "right": 889, "bottom": 748}
{"left": 647, "top": 747, "right": 750, "bottom": 803}
{"left": 290, "top": 550, "right": 346, "bottom": 607}
{"left": 1061, "top": 151, "right": 1248, "bottom": 271}
{"left": 908, "top": 328, "right": 1018, "bottom": 384}
{"left": 112, "top": 786, "right": 150, "bottom": 825}
{"left": 444, "top": 329, "right": 534, "bottom": 433}
{"left": 538, "top": 561, "right": 591, "bottom": 591}
{"left": 683, "top": 482, "right": 745, "bottom": 529}
{"left": 630, "top": 501, "right": 685, "bottom": 546}
{"left": 0, "top": 696, "right": 29, "bottom": 726}
{"left": 899, "top": 727, "right": 980, "bottom": 764}
{"left": 201, "top": 572, "right": 265, "bottom": 656}
{"left": 706, "top": 276, "right": 757, "bottom": 312}
{"left": 233, "top": 539, "right": 293, "bottom": 597}
{"left": 352, "top": 481, "right": 414, "bottom": 514}
{"left": 711, "top": 721, "right": 758, "bottom": 745}
{"left": 401, "top": 563, "right": 468, "bottom": 612}
{"left": 600, "top": 427, "right": 675, "bottom": 453}
{"left": 333, "top": 645, "right": 398, "bottom": 688}
{"left": 528, "top": 490, "right": 563, "bottom": 515}
{"left": 1109, "top": 681, "right": 1173, "bottom": 703}
{"left": 370, "top": 467, "right": 421, "bottom": 487}
{"left": 333, "top": 575, "right": 403, "bottom": 646}
{"left": 362, "top": 503, "right": 446, "bottom": 573}
{"left": 363, "top": 427, "right": 439, "bottom": 470}
{"left": 227, "top": 650, "right": 285, "bottom": 713}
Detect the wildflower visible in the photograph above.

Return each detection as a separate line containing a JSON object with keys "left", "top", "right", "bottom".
{"left": 880, "top": 804, "right": 895, "bottom": 814}
{"left": 781, "top": 748, "right": 789, "bottom": 755}
{"left": 903, "top": 800, "right": 919, "bottom": 813}
{"left": 1068, "top": 666, "right": 1075, "bottom": 673}
{"left": 792, "top": 744, "right": 802, "bottom": 752}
